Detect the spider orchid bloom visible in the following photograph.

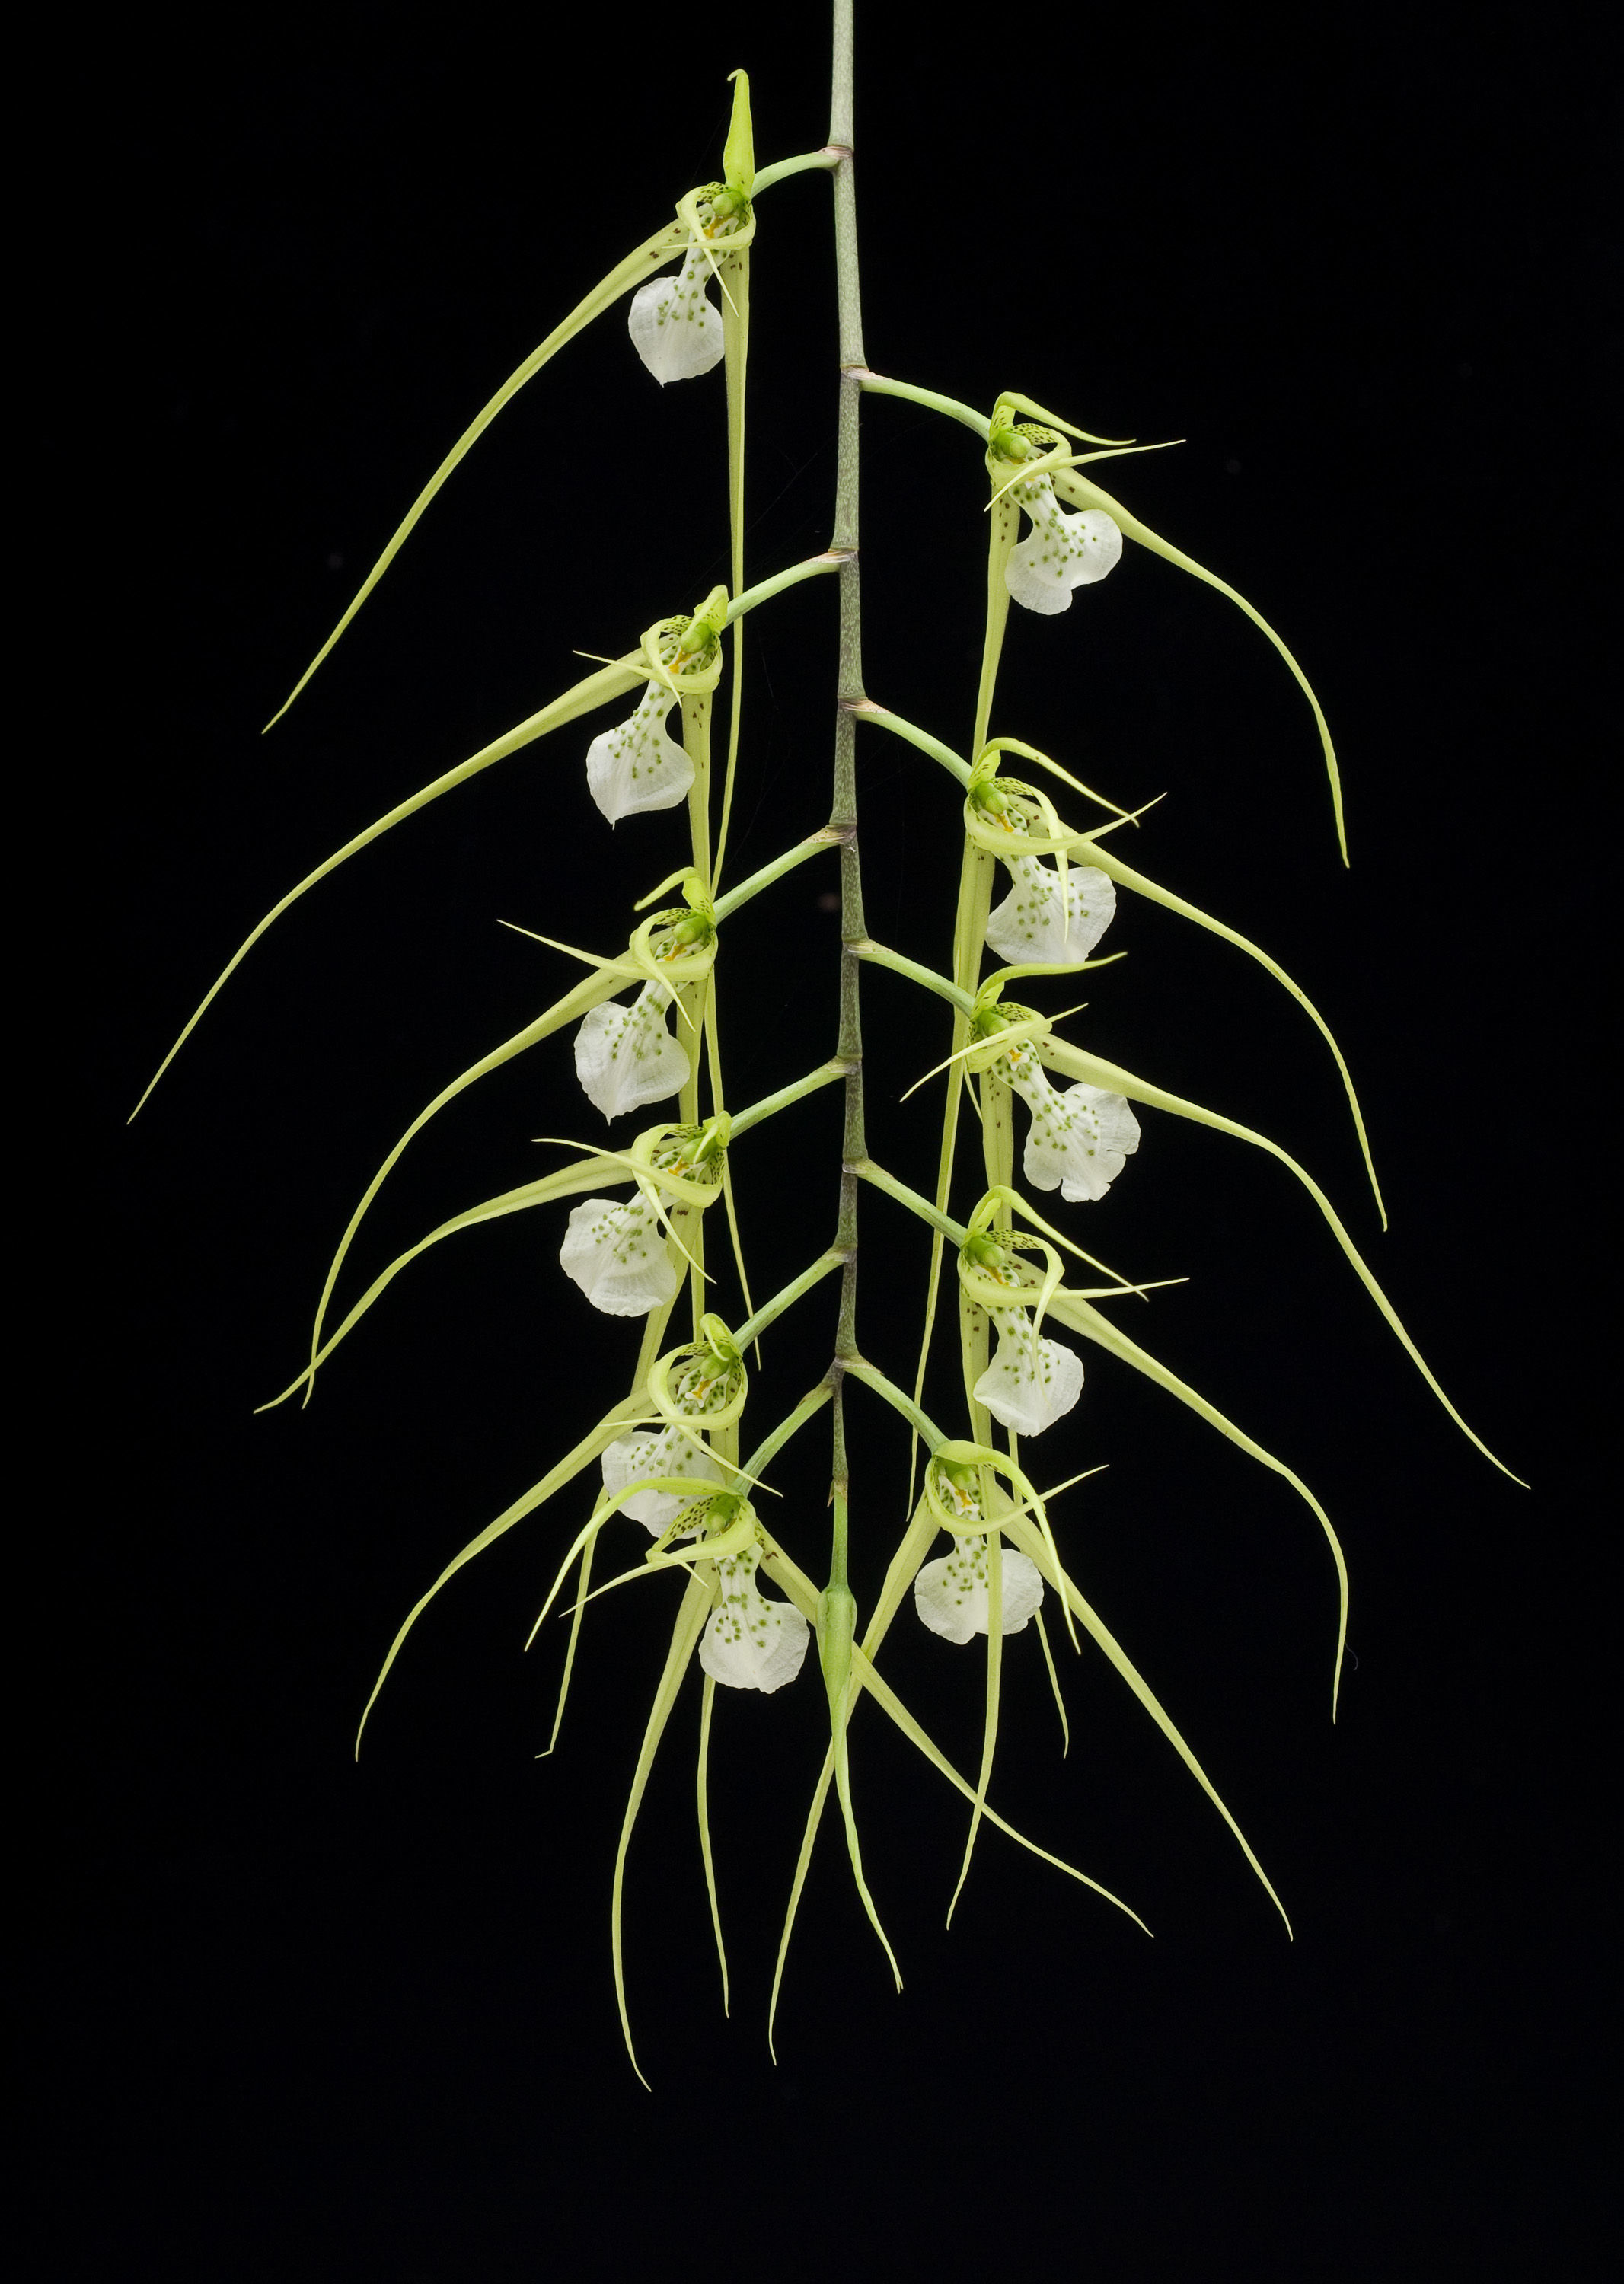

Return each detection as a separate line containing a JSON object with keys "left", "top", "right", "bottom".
{"left": 913, "top": 1456, "right": 1045, "bottom": 1644}
{"left": 627, "top": 80, "right": 757, "bottom": 384}
{"left": 987, "top": 407, "right": 1123, "bottom": 616}
{"left": 958, "top": 1220, "right": 1085, "bottom": 1436}
{"left": 559, "top": 1118, "right": 726, "bottom": 1319}
{"left": 965, "top": 771, "right": 1118, "bottom": 968}
{"left": 602, "top": 1420, "right": 726, "bottom": 1533}
{"left": 559, "top": 1195, "right": 678, "bottom": 1316}
{"left": 972, "top": 1000, "right": 1141, "bottom": 1202}
{"left": 585, "top": 593, "right": 728, "bottom": 825}
{"left": 700, "top": 1535, "right": 811, "bottom": 1692}
{"left": 573, "top": 884, "right": 718, "bottom": 1119}
{"left": 978, "top": 1309, "right": 1084, "bottom": 1437}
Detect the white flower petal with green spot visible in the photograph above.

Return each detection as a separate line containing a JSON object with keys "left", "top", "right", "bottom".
{"left": 973, "top": 1308, "right": 1085, "bottom": 1436}
{"left": 627, "top": 244, "right": 726, "bottom": 384}
{"left": 985, "top": 858, "right": 1115, "bottom": 966}
{"left": 585, "top": 682, "right": 694, "bottom": 825}
{"left": 1007, "top": 1046, "right": 1141, "bottom": 1202}
{"left": 699, "top": 1548, "right": 810, "bottom": 1692}
{"left": 914, "top": 1538, "right": 1044, "bottom": 1644}
{"left": 558, "top": 1196, "right": 678, "bottom": 1317}
{"left": 1005, "top": 476, "right": 1122, "bottom": 616}
{"left": 601, "top": 1422, "right": 725, "bottom": 1533}
{"left": 574, "top": 982, "right": 690, "bottom": 1121}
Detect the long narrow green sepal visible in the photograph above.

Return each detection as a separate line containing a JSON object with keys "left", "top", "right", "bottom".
{"left": 259, "top": 1156, "right": 615, "bottom": 1408}
{"left": 1052, "top": 464, "right": 1348, "bottom": 865}
{"left": 1078, "top": 840, "right": 1386, "bottom": 1223}
{"left": 1043, "top": 1282, "right": 1350, "bottom": 1715}
{"left": 763, "top": 1511, "right": 1147, "bottom": 2053}
{"left": 265, "top": 227, "right": 685, "bottom": 728}
{"left": 1041, "top": 1035, "right": 1523, "bottom": 1485}
{"left": 131, "top": 662, "right": 637, "bottom": 1119}
{"left": 353, "top": 1372, "right": 670, "bottom": 1757}
{"left": 996, "top": 1506, "right": 1291, "bottom": 1934}
{"left": 612, "top": 1569, "right": 715, "bottom": 2087}
{"left": 305, "top": 970, "right": 624, "bottom": 1398}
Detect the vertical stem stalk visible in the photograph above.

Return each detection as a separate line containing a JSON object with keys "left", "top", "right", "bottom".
{"left": 829, "top": 0, "right": 865, "bottom": 1587}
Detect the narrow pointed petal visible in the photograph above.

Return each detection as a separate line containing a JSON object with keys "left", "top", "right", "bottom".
{"left": 574, "top": 983, "right": 690, "bottom": 1120}
{"left": 628, "top": 246, "right": 727, "bottom": 384}
{"left": 603, "top": 1422, "right": 724, "bottom": 1531}
{"left": 700, "top": 1550, "right": 811, "bottom": 1692}
{"left": 973, "top": 1310, "right": 1085, "bottom": 1435}
{"left": 560, "top": 1198, "right": 680, "bottom": 1316}
{"left": 914, "top": 1539, "right": 1044, "bottom": 1643}
{"left": 585, "top": 684, "right": 694, "bottom": 821}
{"left": 986, "top": 857, "right": 1115, "bottom": 965}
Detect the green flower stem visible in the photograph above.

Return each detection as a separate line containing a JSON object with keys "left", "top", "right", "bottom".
{"left": 844, "top": 1357, "right": 946, "bottom": 1450}
{"left": 828, "top": 0, "right": 868, "bottom": 1619}
{"left": 752, "top": 148, "right": 842, "bottom": 193}
{"left": 854, "top": 1156, "right": 966, "bottom": 1243}
{"left": 853, "top": 701, "right": 971, "bottom": 785}
{"left": 741, "top": 1380, "right": 835, "bottom": 1487}
{"left": 711, "top": 829, "right": 841, "bottom": 922}
{"left": 726, "top": 551, "right": 846, "bottom": 623}
{"left": 854, "top": 939, "right": 973, "bottom": 1012}
{"left": 729, "top": 1058, "right": 850, "bottom": 1138}
{"left": 857, "top": 372, "right": 991, "bottom": 439}
{"left": 735, "top": 1249, "right": 848, "bottom": 1349}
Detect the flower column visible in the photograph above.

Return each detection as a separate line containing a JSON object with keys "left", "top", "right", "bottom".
{"left": 824, "top": 0, "right": 866, "bottom": 1724}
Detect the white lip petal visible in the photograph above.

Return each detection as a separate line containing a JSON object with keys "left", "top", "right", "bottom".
{"left": 1010, "top": 1054, "right": 1141, "bottom": 1202}
{"left": 973, "top": 1311, "right": 1085, "bottom": 1436}
{"left": 914, "top": 1540, "right": 1045, "bottom": 1643}
{"left": 699, "top": 1551, "right": 812, "bottom": 1692}
{"left": 627, "top": 248, "right": 728, "bottom": 384}
{"left": 1005, "top": 480, "right": 1123, "bottom": 614}
{"left": 558, "top": 1197, "right": 679, "bottom": 1316}
{"left": 601, "top": 1424, "right": 725, "bottom": 1533}
{"left": 985, "top": 859, "right": 1116, "bottom": 966}
{"left": 573, "top": 983, "right": 691, "bottom": 1121}
{"left": 585, "top": 684, "right": 694, "bottom": 824}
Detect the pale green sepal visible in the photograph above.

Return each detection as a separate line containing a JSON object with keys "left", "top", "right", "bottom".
{"left": 997, "top": 1504, "right": 1291, "bottom": 1936}
{"left": 132, "top": 661, "right": 639, "bottom": 1119}
{"left": 1050, "top": 464, "right": 1349, "bottom": 864}
{"left": 1043, "top": 1278, "right": 1350, "bottom": 1719}
{"left": 816, "top": 1577, "right": 901, "bottom": 1989}
{"left": 1040, "top": 1035, "right": 1523, "bottom": 1486}
{"left": 353, "top": 1370, "right": 674, "bottom": 1758}
{"left": 265, "top": 230, "right": 685, "bottom": 727}
{"left": 612, "top": 1568, "right": 716, "bottom": 2086}
{"left": 259, "top": 1156, "right": 612, "bottom": 1408}
{"left": 697, "top": 1676, "right": 729, "bottom": 2014}
{"left": 1077, "top": 837, "right": 1386, "bottom": 1223}
{"left": 303, "top": 968, "right": 624, "bottom": 1399}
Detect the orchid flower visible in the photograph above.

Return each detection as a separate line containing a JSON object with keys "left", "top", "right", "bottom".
{"left": 987, "top": 408, "right": 1123, "bottom": 616}
{"left": 602, "top": 1421, "right": 726, "bottom": 1533}
{"left": 628, "top": 158, "right": 755, "bottom": 386}
{"left": 559, "top": 1195, "right": 680, "bottom": 1317}
{"left": 974, "top": 1309, "right": 1085, "bottom": 1436}
{"left": 1013, "top": 1046, "right": 1141, "bottom": 1202}
{"left": 962, "top": 761, "right": 1119, "bottom": 968}
{"left": 911, "top": 1455, "right": 1045, "bottom": 1643}
{"left": 699, "top": 1541, "right": 811, "bottom": 1692}
{"left": 585, "top": 594, "right": 729, "bottom": 825}
{"left": 574, "top": 983, "right": 689, "bottom": 1120}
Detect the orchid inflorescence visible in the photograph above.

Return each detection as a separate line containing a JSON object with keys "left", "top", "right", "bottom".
{"left": 136, "top": 19, "right": 1519, "bottom": 2081}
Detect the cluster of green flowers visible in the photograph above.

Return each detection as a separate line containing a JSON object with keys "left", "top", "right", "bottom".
{"left": 137, "top": 55, "right": 1514, "bottom": 2078}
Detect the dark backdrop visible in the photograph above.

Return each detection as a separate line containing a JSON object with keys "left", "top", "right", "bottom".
{"left": 49, "top": 2, "right": 1608, "bottom": 2273}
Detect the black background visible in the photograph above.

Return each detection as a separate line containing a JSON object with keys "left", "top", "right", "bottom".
{"left": 47, "top": 1, "right": 1610, "bottom": 2273}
